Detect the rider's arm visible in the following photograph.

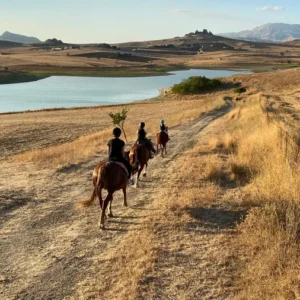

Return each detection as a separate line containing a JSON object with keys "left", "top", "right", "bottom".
{"left": 107, "top": 140, "right": 111, "bottom": 155}
{"left": 121, "top": 146, "right": 125, "bottom": 158}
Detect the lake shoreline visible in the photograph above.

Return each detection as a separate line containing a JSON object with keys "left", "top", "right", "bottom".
{"left": 0, "top": 95, "right": 164, "bottom": 116}
{"left": 0, "top": 64, "right": 259, "bottom": 85}
{"left": 1, "top": 63, "right": 292, "bottom": 86}
{"left": 0, "top": 68, "right": 251, "bottom": 114}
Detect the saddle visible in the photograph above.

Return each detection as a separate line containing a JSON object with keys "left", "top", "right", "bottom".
{"left": 136, "top": 140, "right": 145, "bottom": 147}
{"left": 104, "top": 161, "right": 129, "bottom": 176}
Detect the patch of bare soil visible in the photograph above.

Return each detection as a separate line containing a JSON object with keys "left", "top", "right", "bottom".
{"left": 0, "top": 103, "right": 237, "bottom": 299}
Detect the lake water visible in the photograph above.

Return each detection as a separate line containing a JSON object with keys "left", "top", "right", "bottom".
{"left": 0, "top": 69, "right": 250, "bottom": 113}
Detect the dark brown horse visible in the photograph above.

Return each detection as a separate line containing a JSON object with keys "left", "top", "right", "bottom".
{"left": 79, "top": 161, "right": 128, "bottom": 229}
{"left": 129, "top": 142, "right": 150, "bottom": 188}
{"left": 156, "top": 131, "right": 169, "bottom": 157}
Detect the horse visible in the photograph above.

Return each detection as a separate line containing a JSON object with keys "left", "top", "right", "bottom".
{"left": 129, "top": 142, "right": 150, "bottom": 188}
{"left": 78, "top": 161, "right": 128, "bottom": 229}
{"left": 156, "top": 130, "right": 169, "bottom": 157}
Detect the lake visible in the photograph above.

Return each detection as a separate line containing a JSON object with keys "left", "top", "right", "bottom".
{"left": 0, "top": 69, "right": 250, "bottom": 113}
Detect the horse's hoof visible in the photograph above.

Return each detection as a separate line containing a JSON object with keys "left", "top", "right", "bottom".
{"left": 143, "top": 173, "right": 147, "bottom": 177}
{"left": 123, "top": 202, "right": 128, "bottom": 207}
{"left": 107, "top": 213, "right": 114, "bottom": 218}
{"left": 100, "top": 224, "right": 105, "bottom": 230}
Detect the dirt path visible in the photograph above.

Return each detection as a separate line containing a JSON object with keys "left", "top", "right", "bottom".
{"left": 0, "top": 103, "right": 232, "bottom": 299}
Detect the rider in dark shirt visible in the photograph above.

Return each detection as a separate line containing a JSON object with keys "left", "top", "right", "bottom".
{"left": 107, "top": 127, "right": 133, "bottom": 184}
{"left": 160, "top": 119, "right": 170, "bottom": 140}
{"left": 136, "top": 122, "right": 156, "bottom": 158}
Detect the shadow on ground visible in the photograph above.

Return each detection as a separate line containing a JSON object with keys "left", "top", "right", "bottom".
{"left": 0, "top": 189, "right": 37, "bottom": 223}
{"left": 186, "top": 206, "right": 248, "bottom": 230}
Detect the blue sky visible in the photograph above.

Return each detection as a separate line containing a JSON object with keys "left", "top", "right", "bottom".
{"left": 1, "top": 0, "right": 300, "bottom": 43}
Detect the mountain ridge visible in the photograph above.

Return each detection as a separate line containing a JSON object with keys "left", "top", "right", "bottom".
{"left": 0, "top": 31, "right": 41, "bottom": 44}
{"left": 219, "top": 23, "right": 300, "bottom": 42}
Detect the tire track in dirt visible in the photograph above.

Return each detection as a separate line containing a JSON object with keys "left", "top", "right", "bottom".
{"left": 0, "top": 102, "right": 233, "bottom": 299}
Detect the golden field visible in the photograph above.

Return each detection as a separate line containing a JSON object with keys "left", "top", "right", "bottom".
{"left": 2, "top": 33, "right": 300, "bottom": 82}
{"left": 0, "top": 67, "right": 300, "bottom": 299}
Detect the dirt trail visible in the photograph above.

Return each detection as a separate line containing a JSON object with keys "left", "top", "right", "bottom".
{"left": 0, "top": 103, "right": 232, "bottom": 299}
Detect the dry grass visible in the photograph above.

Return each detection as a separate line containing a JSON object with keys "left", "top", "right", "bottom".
{"left": 204, "top": 159, "right": 229, "bottom": 183}
{"left": 215, "top": 97, "right": 300, "bottom": 299}
{"left": 12, "top": 96, "right": 224, "bottom": 167}
{"left": 208, "top": 133, "right": 238, "bottom": 153}
{"left": 235, "top": 201, "right": 300, "bottom": 300}
{"left": 15, "top": 129, "right": 111, "bottom": 167}
{"left": 197, "top": 88, "right": 300, "bottom": 299}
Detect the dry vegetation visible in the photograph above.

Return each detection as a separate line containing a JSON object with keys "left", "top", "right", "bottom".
{"left": 1, "top": 67, "right": 300, "bottom": 299}
{"left": 205, "top": 91, "right": 300, "bottom": 298}
{"left": 7, "top": 95, "right": 225, "bottom": 167}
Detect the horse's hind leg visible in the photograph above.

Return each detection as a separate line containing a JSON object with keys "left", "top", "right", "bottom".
{"left": 122, "top": 186, "right": 127, "bottom": 207}
{"left": 143, "top": 163, "right": 147, "bottom": 177}
{"left": 135, "top": 164, "right": 143, "bottom": 188}
{"left": 108, "top": 195, "right": 114, "bottom": 218}
{"left": 97, "top": 184, "right": 103, "bottom": 209}
{"left": 99, "top": 193, "right": 112, "bottom": 229}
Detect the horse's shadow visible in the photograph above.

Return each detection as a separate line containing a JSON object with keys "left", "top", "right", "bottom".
{"left": 108, "top": 219, "right": 138, "bottom": 225}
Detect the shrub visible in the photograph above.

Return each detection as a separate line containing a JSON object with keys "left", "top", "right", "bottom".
{"left": 171, "top": 76, "right": 222, "bottom": 95}
{"left": 109, "top": 108, "right": 129, "bottom": 142}
{"left": 234, "top": 87, "right": 246, "bottom": 94}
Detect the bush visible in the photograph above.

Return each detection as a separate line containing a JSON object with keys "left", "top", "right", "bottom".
{"left": 171, "top": 76, "right": 222, "bottom": 95}
{"left": 234, "top": 87, "right": 246, "bottom": 94}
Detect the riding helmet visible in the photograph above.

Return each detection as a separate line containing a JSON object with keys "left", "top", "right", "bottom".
{"left": 160, "top": 119, "right": 165, "bottom": 123}
{"left": 113, "top": 127, "right": 122, "bottom": 137}
{"left": 139, "top": 122, "right": 145, "bottom": 128}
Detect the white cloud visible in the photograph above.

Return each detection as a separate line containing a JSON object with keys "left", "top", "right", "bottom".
{"left": 257, "top": 6, "right": 285, "bottom": 12}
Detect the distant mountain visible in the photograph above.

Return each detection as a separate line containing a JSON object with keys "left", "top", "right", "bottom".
{"left": 0, "top": 31, "right": 40, "bottom": 44}
{"left": 219, "top": 23, "right": 300, "bottom": 42}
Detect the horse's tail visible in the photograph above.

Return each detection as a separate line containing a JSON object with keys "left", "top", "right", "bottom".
{"left": 156, "top": 132, "right": 160, "bottom": 145}
{"left": 77, "top": 166, "right": 104, "bottom": 208}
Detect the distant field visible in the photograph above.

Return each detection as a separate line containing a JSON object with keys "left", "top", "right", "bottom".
{"left": 2, "top": 34, "right": 300, "bottom": 83}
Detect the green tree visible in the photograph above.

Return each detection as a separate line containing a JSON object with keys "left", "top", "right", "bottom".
{"left": 108, "top": 108, "right": 129, "bottom": 142}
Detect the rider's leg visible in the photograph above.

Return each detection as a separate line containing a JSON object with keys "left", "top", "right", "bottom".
{"left": 119, "top": 157, "right": 134, "bottom": 185}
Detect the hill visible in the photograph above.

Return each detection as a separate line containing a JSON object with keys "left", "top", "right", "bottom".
{"left": 219, "top": 23, "right": 300, "bottom": 42}
{"left": 0, "top": 31, "right": 40, "bottom": 44}
{"left": 0, "top": 40, "right": 23, "bottom": 48}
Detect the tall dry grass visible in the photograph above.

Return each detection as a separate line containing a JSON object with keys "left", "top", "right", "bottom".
{"left": 220, "top": 100, "right": 300, "bottom": 299}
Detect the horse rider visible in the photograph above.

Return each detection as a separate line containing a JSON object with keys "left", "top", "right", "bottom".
{"left": 107, "top": 127, "right": 134, "bottom": 185}
{"left": 136, "top": 122, "right": 156, "bottom": 158}
{"left": 160, "top": 119, "right": 170, "bottom": 140}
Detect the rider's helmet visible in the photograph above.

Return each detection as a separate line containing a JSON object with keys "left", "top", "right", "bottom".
{"left": 139, "top": 122, "right": 145, "bottom": 128}
{"left": 160, "top": 119, "right": 165, "bottom": 124}
{"left": 112, "top": 127, "right": 122, "bottom": 137}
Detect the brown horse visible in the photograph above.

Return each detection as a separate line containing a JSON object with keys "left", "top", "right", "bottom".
{"left": 156, "top": 131, "right": 169, "bottom": 157}
{"left": 129, "top": 142, "right": 150, "bottom": 188}
{"left": 79, "top": 161, "right": 128, "bottom": 229}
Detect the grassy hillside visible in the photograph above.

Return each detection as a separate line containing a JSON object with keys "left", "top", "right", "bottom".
{"left": 0, "top": 58, "right": 300, "bottom": 299}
